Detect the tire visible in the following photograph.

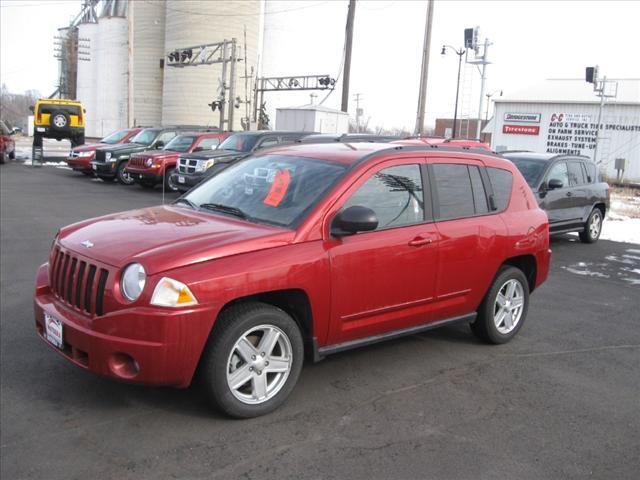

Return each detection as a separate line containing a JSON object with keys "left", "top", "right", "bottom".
{"left": 0, "top": 152, "right": 6, "bottom": 164}
{"left": 9, "top": 150, "right": 15, "bottom": 160}
{"left": 50, "top": 110, "right": 70, "bottom": 132}
{"left": 579, "top": 208, "right": 603, "bottom": 244}
{"left": 164, "top": 167, "right": 179, "bottom": 192}
{"left": 199, "top": 302, "right": 304, "bottom": 418}
{"left": 116, "top": 161, "right": 135, "bottom": 185}
{"left": 471, "top": 266, "right": 530, "bottom": 344}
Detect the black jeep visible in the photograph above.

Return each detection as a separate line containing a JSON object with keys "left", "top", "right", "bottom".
{"left": 502, "top": 152, "right": 610, "bottom": 243}
{"left": 171, "top": 130, "right": 311, "bottom": 193}
{"left": 90, "top": 126, "right": 216, "bottom": 184}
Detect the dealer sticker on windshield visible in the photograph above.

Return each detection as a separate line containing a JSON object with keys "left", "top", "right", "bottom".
{"left": 44, "top": 313, "right": 64, "bottom": 349}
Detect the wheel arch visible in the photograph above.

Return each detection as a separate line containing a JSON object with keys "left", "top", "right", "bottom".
{"left": 213, "top": 288, "right": 315, "bottom": 360}
{"left": 502, "top": 254, "right": 537, "bottom": 293}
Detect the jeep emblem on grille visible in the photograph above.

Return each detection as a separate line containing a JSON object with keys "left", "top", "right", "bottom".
{"left": 81, "top": 240, "right": 94, "bottom": 248}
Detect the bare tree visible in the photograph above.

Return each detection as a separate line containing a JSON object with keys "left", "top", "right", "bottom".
{"left": 0, "top": 84, "right": 41, "bottom": 131}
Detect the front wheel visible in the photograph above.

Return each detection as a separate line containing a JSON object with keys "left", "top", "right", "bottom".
{"left": 471, "top": 266, "right": 529, "bottom": 344}
{"left": 116, "top": 161, "right": 135, "bottom": 185}
{"left": 164, "top": 167, "right": 179, "bottom": 192}
{"left": 579, "top": 208, "right": 603, "bottom": 244}
{"left": 199, "top": 302, "right": 304, "bottom": 418}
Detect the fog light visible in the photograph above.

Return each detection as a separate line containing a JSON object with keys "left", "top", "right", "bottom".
{"left": 108, "top": 352, "right": 140, "bottom": 379}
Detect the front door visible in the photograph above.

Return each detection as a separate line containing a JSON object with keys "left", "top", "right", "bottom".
{"left": 326, "top": 161, "right": 439, "bottom": 344}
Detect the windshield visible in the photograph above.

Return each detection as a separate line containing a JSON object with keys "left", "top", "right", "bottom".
{"left": 218, "top": 133, "right": 260, "bottom": 153}
{"left": 164, "top": 135, "right": 196, "bottom": 152}
{"left": 506, "top": 157, "right": 547, "bottom": 187}
{"left": 130, "top": 129, "right": 160, "bottom": 146}
{"left": 101, "top": 129, "right": 132, "bottom": 145}
{"left": 183, "top": 154, "right": 347, "bottom": 228}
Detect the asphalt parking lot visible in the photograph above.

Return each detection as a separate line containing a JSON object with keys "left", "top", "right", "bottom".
{"left": 1, "top": 161, "right": 639, "bottom": 480}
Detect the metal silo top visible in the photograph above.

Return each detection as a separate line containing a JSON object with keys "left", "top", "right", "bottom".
{"left": 100, "top": 0, "right": 127, "bottom": 18}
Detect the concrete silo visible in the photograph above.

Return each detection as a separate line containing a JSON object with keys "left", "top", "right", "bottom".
{"left": 161, "top": 0, "right": 261, "bottom": 130}
{"left": 76, "top": 17, "right": 98, "bottom": 137}
{"left": 128, "top": 0, "right": 165, "bottom": 128}
{"left": 94, "top": 0, "right": 128, "bottom": 137}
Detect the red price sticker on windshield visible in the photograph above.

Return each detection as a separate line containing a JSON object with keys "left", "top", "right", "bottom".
{"left": 263, "top": 169, "right": 291, "bottom": 207}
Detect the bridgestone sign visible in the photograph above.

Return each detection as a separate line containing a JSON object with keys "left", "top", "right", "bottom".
{"left": 504, "top": 113, "right": 541, "bottom": 123}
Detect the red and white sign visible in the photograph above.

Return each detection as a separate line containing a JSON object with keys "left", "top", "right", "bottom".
{"left": 503, "top": 124, "right": 540, "bottom": 135}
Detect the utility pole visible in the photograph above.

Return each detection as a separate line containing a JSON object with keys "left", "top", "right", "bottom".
{"left": 228, "top": 38, "right": 237, "bottom": 131}
{"left": 354, "top": 93, "right": 363, "bottom": 132}
{"left": 475, "top": 37, "right": 490, "bottom": 141}
{"left": 341, "top": 0, "right": 356, "bottom": 113}
{"left": 415, "top": 0, "right": 434, "bottom": 135}
{"left": 593, "top": 77, "right": 606, "bottom": 164}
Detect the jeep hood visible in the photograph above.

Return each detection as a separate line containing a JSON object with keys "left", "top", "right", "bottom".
{"left": 98, "top": 143, "right": 146, "bottom": 155}
{"left": 184, "top": 149, "right": 247, "bottom": 161}
{"left": 57, "top": 205, "right": 294, "bottom": 275}
{"left": 72, "top": 143, "right": 105, "bottom": 153}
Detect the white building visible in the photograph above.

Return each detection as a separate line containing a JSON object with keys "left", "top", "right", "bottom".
{"left": 275, "top": 104, "right": 349, "bottom": 133}
{"left": 488, "top": 79, "right": 640, "bottom": 182}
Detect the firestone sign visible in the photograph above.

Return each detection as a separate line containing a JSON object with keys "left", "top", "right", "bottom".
{"left": 504, "top": 113, "right": 541, "bottom": 123}
{"left": 503, "top": 125, "right": 540, "bottom": 135}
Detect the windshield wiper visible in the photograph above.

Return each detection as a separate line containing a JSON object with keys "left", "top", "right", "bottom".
{"left": 200, "top": 203, "right": 248, "bottom": 219}
{"left": 173, "top": 198, "right": 197, "bottom": 209}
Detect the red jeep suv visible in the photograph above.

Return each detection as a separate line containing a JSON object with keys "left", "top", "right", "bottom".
{"left": 34, "top": 143, "right": 550, "bottom": 418}
{"left": 125, "top": 131, "right": 231, "bottom": 191}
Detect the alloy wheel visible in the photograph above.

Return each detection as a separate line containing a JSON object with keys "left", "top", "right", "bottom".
{"left": 226, "top": 324, "right": 293, "bottom": 405}
{"left": 493, "top": 279, "right": 525, "bottom": 334}
{"left": 589, "top": 211, "right": 602, "bottom": 239}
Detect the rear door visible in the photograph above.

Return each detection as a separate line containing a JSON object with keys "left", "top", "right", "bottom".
{"left": 429, "top": 160, "right": 507, "bottom": 320}
{"left": 566, "top": 160, "right": 590, "bottom": 222}
{"left": 326, "top": 159, "right": 440, "bottom": 344}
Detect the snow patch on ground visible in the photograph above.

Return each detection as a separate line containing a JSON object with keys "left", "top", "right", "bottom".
{"left": 601, "top": 189, "right": 640, "bottom": 245}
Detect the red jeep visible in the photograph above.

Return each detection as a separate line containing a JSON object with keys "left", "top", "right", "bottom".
{"left": 126, "top": 131, "right": 231, "bottom": 191}
{"left": 67, "top": 128, "right": 142, "bottom": 175}
{"left": 34, "top": 143, "right": 550, "bottom": 418}
{"left": 0, "top": 120, "right": 16, "bottom": 164}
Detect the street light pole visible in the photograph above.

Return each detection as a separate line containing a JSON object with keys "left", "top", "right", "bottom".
{"left": 475, "top": 37, "right": 490, "bottom": 141}
{"left": 442, "top": 45, "right": 465, "bottom": 138}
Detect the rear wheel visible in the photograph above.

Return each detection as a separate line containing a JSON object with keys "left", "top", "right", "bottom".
{"left": 471, "top": 266, "right": 529, "bottom": 344}
{"left": 199, "top": 302, "right": 304, "bottom": 418}
{"left": 579, "top": 208, "right": 603, "bottom": 244}
{"left": 116, "top": 161, "right": 135, "bottom": 185}
{"left": 9, "top": 150, "right": 15, "bottom": 160}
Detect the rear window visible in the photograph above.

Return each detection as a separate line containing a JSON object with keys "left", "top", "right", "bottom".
{"left": 432, "top": 164, "right": 476, "bottom": 220}
{"left": 583, "top": 162, "right": 597, "bottom": 183}
{"left": 487, "top": 168, "right": 513, "bottom": 211}
{"left": 38, "top": 104, "right": 81, "bottom": 116}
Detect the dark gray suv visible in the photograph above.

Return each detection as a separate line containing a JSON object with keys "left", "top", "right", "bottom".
{"left": 502, "top": 152, "right": 609, "bottom": 243}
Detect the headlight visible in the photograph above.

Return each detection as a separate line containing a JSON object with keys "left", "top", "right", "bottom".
{"left": 151, "top": 277, "right": 198, "bottom": 307}
{"left": 196, "top": 159, "right": 214, "bottom": 172}
{"left": 105, "top": 152, "right": 112, "bottom": 160}
{"left": 121, "top": 263, "right": 146, "bottom": 301}
{"left": 145, "top": 158, "right": 153, "bottom": 167}
{"left": 79, "top": 151, "right": 93, "bottom": 157}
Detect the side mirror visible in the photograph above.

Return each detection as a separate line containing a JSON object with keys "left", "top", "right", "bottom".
{"left": 155, "top": 141, "right": 165, "bottom": 149}
{"left": 548, "top": 178, "right": 563, "bottom": 190}
{"left": 331, "top": 206, "right": 378, "bottom": 237}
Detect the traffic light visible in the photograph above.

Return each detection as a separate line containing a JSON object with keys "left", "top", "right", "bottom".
{"left": 585, "top": 66, "right": 598, "bottom": 84}
{"left": 464, "top": 27, "right": 479, "bottom": 50}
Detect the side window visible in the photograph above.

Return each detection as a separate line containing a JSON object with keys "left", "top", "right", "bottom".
{"left": 344, "top": 164, "right": 424, "bottom": 230}
{"left": 198, "top": 137, "right": 220, "bottom": 150}
{"left": 583, "top": 162, "right": 597, "bottom": 183}
{"left": 432, "top": 164, "right": 475, "bottom": 220}
{"left": 567, "top": 162, "right": 586, "bottom": 186}
{"left": 487, "top": 168, "right": 513, "bottom": 211}
{"left": 156, "top": 131, "right": 176, "bottom": 145}
{"left": 256, "top": 137, "right": 279, "bottom": 149}
{"left": 469, "top": 166, "right": 489, "bottom": 214}
{"left": 546, "top": 162, "right": 569, "bottom": 188}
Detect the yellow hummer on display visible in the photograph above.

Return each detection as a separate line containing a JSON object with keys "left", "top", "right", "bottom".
{"left": 32, "top": 99, "right": 85, "bottom": 147}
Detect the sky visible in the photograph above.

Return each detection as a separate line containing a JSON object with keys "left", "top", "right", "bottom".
{"left": 1, "top": 0, "right": 639, "bottom": 130}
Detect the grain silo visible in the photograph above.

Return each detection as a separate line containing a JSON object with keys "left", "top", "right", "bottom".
{"left": 94, "top": 0, "right": 128, "bottom": 137}
{"left": 76, "top": 13, "right": 98, "bottom": 137}
{"left": 127, "top": 0, "right": 165, "bottom": 128}
{"left": 161, "top": 0, "right": 261, "bottom": 131}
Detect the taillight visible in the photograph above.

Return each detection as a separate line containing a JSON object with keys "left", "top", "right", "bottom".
{"left": 36, "top": 109, "right": 42, "bottom": 123}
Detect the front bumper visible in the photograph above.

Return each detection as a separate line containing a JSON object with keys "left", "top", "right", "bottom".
{"left": 170, "top": 171, "right": 204, "bottom": 191}
{"left": 126, "top": 167, "right": 162, "bottom": 184}
{"left": 34, "top": 125, "right": 84, "bottom": 139}
{"left": 67, "top": 155, "right": 94, "bottom": 172}
{"left": 34, "top": 263, "right": 215, "bottom": 388}
{"left": 90, "top": 161, "right": 116, "bottom": 177}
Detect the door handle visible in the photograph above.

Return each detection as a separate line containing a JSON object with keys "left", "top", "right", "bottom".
{"left": 566, "top": 191, "right": 573, "bottom": 197}
{"left": 408, "top": 236, "right": 435, "bottom": 247}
